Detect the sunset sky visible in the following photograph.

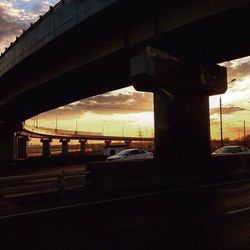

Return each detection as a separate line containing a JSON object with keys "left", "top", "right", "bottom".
{"left": 1, "top": 0, "right": 250, "bottom": 141}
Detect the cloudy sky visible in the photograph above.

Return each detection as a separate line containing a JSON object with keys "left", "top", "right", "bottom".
{"left": 1, "top": 0, "right": 250, "bottom": 140}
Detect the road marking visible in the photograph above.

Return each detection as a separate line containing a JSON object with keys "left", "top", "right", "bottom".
{"left": 2, "top": 177, "right": 250, "bottom": 220}
{"left": 226, "top": 206, "right": 250, "bottom": 215}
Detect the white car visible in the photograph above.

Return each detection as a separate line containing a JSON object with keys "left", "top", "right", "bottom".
{"left": 106, "top": 149, "right": 153, "bottom": 162}
{"left": 212, "top": 145, "right": 250, "bottom": 156}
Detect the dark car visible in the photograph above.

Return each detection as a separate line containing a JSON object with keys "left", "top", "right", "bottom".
{"left": 212, "top": 145, "right": 250, "bottom": 156}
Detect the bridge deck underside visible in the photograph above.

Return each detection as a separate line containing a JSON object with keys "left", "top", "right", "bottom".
{"left": 1, "top": 1, "right": 250, "bottom": 122}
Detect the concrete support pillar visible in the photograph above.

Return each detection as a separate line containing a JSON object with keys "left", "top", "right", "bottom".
{"left": 60, "top": 138, "right": 70, "bottom": 156}
{"left": 124, "top": 140, "right": 131, "bottom": 148}
{"left": 79, "top": 139, "right": 87, "bottom": 155}
{"left": 40, "top": 138, "right": 52, "bottom": 158}
{"left": 0, "top": 126, "right": 16, "bottom": 164}
{"left": 17, "top": 135, "right": 29, "bottom": 159}
{"left": 154, "top": 92, "right": 210, "bottom": 161}
{"left": 105, "top": 140, "right": 111, "bottom": 146}
{"left": 131, "top": 47, "right": 227, "bottom": 164}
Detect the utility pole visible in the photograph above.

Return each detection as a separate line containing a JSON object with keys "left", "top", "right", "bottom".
{"left": 244, "top": 120, "right": 246, "bottom": 144}
{"left": 101, "top": 122, "right": 104, "bottom": 135}
{"left": 121, "top": 122, "right": 125, "bottom": 137}
{"left": 219, "top": 80, "right": 236, "bottom": 147}
{"left": 219, "top": 96, "right": 223, "bottom": 147}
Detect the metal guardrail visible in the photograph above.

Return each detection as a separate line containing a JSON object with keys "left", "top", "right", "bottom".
{"left": 0, "top": 170, "right": 90, "bottom": 206}
{"left": 23, "top": 124, "right": 103, "bottom": 137}
{"left": 22, "top": 124, "right": 154, "bottom": 142}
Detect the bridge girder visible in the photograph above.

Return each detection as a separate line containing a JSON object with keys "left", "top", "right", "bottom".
{"left": 0, "top": 0, "right": 250, "bottom": 124}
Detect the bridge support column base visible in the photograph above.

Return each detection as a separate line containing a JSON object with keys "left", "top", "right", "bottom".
{"left": 17, "top": 135, "right": 29, "bottom": 159}
{"left": 0, "top": 124, "right": 20, "bottom": 165}
{"left": 79, "top": 139, "right": 87, "bottom": 156}
{"left": 60, "top": 139, "right": 70, "bottom": 156}
{"left": 154, "top": 92, "right": 210, "bottom": 164}
{"left": 131, "top": 47, "right": 227, "bottom": 166}
{"left": 40, "top": 138, "right": 52, "bottom": 158}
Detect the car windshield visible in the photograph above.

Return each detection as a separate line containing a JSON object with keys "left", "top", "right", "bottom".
{"left": 214, "top": 146, "right": 248, "bottom": 153}
{"left": 116, "top": 150, "right": 131, "bottom": 156}
{"left": 240, "top": 146, "right": 249, "bottom": 152}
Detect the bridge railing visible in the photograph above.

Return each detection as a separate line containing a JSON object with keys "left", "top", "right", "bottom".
{"left": 23, "top": 124, "right": 103, "bottom": 137}
{"left": 0, "top": 170, "right": 91, "bottom": 207}
{"left": 22, "top": 123, "right": 154, "bottom": 142}
{"left": 0, "top": 0, "right": 72, "bottom": 59}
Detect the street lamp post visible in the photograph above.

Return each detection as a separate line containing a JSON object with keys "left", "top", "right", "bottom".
{"left": 219, "top": 96, "right": 223, "bottom": 147}
{"left": 121, "top": 122, "right": 125, "bottom": 137}
{"left": 219, "top": 79, "right": 236, "bottom": 147}
{"left": 238, "top": 120, "right": 246, "bottom": 144}
{"left": 55, "top": 112, "right": 62, "bottom": 132}
{"left": 35, "top": 116, "right": 38, "bottom": 128}
{"left": 243, "top": 120, "right": 246, "bottom": 144}
{"left": 101, "top": 122, "right": 104, "bottom": 135}
{"left": 75, "top": 117, "right": 81, "bottom": 134}
{"left": 102, "top": 121, "right": 108, "bottom": 135}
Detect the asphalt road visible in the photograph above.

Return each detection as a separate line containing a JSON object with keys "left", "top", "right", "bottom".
{"left": 2, "top": 179, "right": 250, "bottom": 250}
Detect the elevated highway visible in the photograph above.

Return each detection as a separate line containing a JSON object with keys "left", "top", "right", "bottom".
{"left": 0, "top": 0, "right": 249, "bottom": 165}
{"left": 22, "top": 124, "right": 153, "bottom": 142}
{"left": 3, "top": 2, "right": 250, "bottom": 248}
{"left": 15, "top": 124, "right": 153, "bottom": 159}
{"left": 0, "top": 0, "right": 250, "bottom": 124}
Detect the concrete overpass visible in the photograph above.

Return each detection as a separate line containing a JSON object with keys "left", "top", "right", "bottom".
{"left": 16, "top": 124, "right": 153, "bottom": 158}
{"left": 1, "top": 0, "right": 250, "bottom": 163}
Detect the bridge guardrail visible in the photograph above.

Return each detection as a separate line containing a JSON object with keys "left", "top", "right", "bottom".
{"left": 0, "top": 0, "right": 71, "bottom": 59}
{"left": 22, "top": 123, "right": 154, "bottom": 141}
{"left": 23, "top": 124, "right": 103, "bottom": 137}
{"left": 0, "top": 170, "right": 91, "bottom": 207}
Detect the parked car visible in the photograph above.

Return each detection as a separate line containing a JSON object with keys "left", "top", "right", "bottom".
{"left": 106, "top": 148, "right": 153, "bottom": 162}
{"left": 212, "top": 145, "right": 250, "bottom": 156}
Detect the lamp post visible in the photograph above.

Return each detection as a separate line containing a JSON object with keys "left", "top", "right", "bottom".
{"left": 121, "top": 122, "right": 125, "bottom": 137}
{"left": 75, "top": 117, "right": 81, "bottom": 134}
{"left": 219, "top": 96, "right": 223, "bottom": 147}
{"left": 101, "top": 121, "right": 109, "bottom": 135}
{"left": 238, "top": 120, "right": 246, "bottom": 144}
{"left": 219, "top": 79, "right": 236, "bottom": 147}
{"left": 240, "top": 120, "right": 246, "bottom": 143}
{"left": 243, "top": 120, "right": 246, "bottom": 144}
{"left": 33, "top": 116, "right": 36, "bottom": 128}
{"left": 55, "top": 112, "right": 62, "bottom": 132}
{"left": 101, "top": 122, "right": 104, "bottom": 135}
{"left": 35, "top": 116, "right": 38, "bottom": 128}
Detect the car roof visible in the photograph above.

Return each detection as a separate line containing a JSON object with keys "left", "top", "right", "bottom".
{"left": 214, "top": 145, "right": 250, "bottom": 152}
{"left": 119, "top": 148, "right": 142, "bottom": 152}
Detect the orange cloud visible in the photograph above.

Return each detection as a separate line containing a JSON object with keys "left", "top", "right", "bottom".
{"left": 210, "top": 106, "right": 246, "bottom": 115}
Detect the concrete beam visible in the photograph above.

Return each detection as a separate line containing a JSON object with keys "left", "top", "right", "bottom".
{"left": 0, "top": 0, "right": 249, "bottom": 121}
{"left": 131, "top": 47, "right": 227, "bottom": 96}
